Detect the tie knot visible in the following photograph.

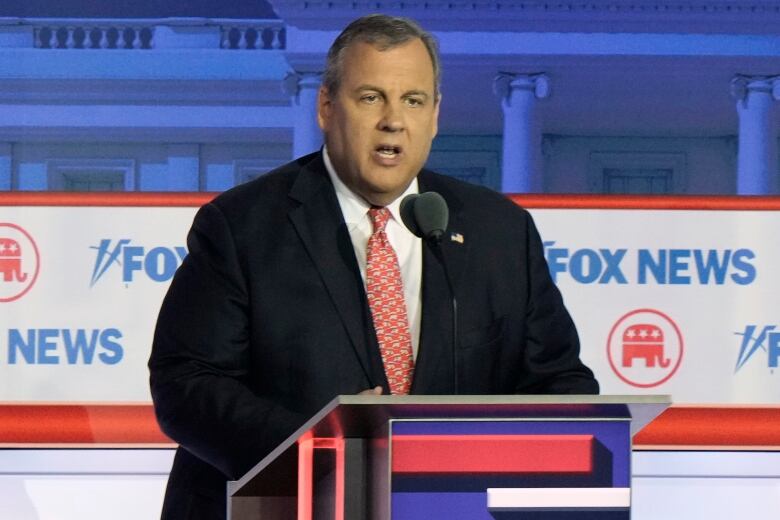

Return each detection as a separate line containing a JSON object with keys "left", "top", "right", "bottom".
{"left": 368, "top": 207, "right": 391, "bottom": 233}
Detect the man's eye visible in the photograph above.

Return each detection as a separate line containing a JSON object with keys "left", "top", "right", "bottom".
{"left": 405, "top": 97, "right": 424, "bottom": 107}
{"left": 361, "top": 94, "right": 379, "bottom": 104}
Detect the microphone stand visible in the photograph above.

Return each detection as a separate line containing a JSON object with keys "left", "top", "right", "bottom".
{"left": 430, "top": 233, "right": 458, "bottom": 395}
{"left": 401, "top": 192, "right": 457, "bottom": 394}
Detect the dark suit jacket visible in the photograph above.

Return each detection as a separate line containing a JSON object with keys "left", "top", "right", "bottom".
{"left": 149, "top": 151, "right": 598, "bottom": 519}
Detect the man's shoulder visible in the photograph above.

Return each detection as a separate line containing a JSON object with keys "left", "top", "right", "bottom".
{"left": 204, "top": 152, "right": 323, "bottom": 222}
{"left": 419, "top": 169, "right": 528, "bottom": 219}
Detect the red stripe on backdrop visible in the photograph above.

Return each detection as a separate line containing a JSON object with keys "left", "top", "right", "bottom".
{"left": 0, "top": 404, "right": 172, "bottom": 445}
{"left": 1, "top": 405, "right": 779, "bottom": 448}
{"left": 0, "top": 192, "right": 216, "bottom": 207}
{"left": 1, "top": 192, "right": 779, "bottom": 210}
{"left": 509, "top": 194, "right": 780, "bottom": 210}
{"left": 633, "top": 406, "right": 780, "bottom": 448}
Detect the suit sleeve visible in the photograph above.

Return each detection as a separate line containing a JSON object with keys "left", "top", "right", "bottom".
{"left": 514, "top": 209, "right": 600, "bottom": 395}
{"left": 149, "top": 202, "right": 307, "bottom": 479}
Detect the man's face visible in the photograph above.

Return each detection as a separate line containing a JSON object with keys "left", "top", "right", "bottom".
{"left": 318, "top": 38, "right": 440, "bottom": 207}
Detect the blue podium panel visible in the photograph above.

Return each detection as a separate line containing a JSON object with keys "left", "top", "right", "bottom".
{"left": 390, "top": 420, "right": 631, "bottom": 520}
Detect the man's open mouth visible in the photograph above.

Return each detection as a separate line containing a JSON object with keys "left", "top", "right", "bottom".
{"left": 376, "top": 145, "right": 402, "bottom": 157}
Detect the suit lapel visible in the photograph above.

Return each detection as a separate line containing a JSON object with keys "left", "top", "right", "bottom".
{"left": 411, "top": 172, "right": 469, "bottom": 394}
{"left": 286, "top": 162, "right": 470, "bottom": 395}
{"left": 287, "top": 155, "right": 387, "bottom": 389}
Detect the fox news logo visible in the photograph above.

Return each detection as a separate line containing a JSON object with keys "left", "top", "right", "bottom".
{"left": 7, "top": 328, "right": 123, "bottom": 365}
{"left": 734, "top": 325, "right": 780, "bottom": 372}
{"left": 90, "top": 239, "right": 187, "bottom": 286}
{"left": 543, "top": 242, "right": 756, "bottom": 286}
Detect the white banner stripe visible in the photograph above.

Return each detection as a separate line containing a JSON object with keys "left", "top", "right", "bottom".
{"left": 487, "top": 487, "right": 631, "bottom": 510}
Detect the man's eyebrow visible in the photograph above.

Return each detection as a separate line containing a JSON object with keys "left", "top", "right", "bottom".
{"left": 403, "top": 90, "right": 430, "bottom": 99}
{"left": 354, "top": 84, "right": 386, "bottom": 94}
{"left": 353, "top": 85, "right": 431, "bottom": 99}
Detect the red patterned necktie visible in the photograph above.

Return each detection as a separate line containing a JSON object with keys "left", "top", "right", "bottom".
{"left": 366, "top": 207, "right": 414, "bottom": 394}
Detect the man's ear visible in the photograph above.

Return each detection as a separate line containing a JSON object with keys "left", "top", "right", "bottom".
{"left": 317, "top": 86, "right": 331, "bottom": 131}
{"left": 432, "top": 94, "right": 441, "bottom": 138}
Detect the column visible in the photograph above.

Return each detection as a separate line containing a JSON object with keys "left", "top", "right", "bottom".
{"left": 494, "top": 73, "right": 550, "bottom": 193}
{"left": 730, "top": 75, "right": 780, "bottom": 195}
{"left": 284, "top": 72, "right": 323, "bottom": 158}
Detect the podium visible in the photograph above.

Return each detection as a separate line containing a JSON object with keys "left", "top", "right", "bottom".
{"left": 228, "top": 395, "right": 669, "bottom": 520}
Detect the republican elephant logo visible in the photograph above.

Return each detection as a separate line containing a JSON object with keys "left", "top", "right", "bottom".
{"left": 0, "top": 238, "right": 28, "bottom": 282}
{"left": 0, "top": 223, "right": 40, "bottom": 303}
{"left": 607, "top": 309, "right": 684, "bottom": 388}
{"left": 621, "top": 324, "right": 671, "bottom": 368}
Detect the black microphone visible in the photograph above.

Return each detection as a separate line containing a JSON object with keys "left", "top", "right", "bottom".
{"left": 400, "top": 192, "right": 449, "bottom": 243}
{"left": 400, "top": 192, "right": 459, "bottom": 394}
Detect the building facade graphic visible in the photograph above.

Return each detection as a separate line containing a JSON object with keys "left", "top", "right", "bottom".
{"left": 0, "top": 0, "right": 778, "bottom": 195}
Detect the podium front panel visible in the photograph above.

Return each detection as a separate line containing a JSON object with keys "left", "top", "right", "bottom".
{"left": 228, "top": 396, "right": 669, "bottom": 520}
{"left": 388, "top": 419, "right": 631, "bottom": 520}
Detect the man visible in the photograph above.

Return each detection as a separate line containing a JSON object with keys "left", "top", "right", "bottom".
{"left": 149, "top": 14, "right": 598, "bottom": 520}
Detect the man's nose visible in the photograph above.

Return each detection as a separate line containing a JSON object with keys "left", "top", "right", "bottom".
{"left": 378, "top": 102, "right": 404, "bottom": 132}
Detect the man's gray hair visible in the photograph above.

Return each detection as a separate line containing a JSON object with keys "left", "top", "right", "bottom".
{"left": 322, "top": 14, "right": 441, "bottom": 100}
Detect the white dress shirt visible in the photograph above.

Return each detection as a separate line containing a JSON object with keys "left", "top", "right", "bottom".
{"left": 323, "top": 146, "right": 423, "bottom": 359}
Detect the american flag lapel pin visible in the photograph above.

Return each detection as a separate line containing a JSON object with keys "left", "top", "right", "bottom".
{"left": 450, "top": 232, "right": 464, "bottom": 244}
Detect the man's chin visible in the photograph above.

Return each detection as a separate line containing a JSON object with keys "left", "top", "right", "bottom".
{"left": 360, "top": 184, "right": 411, "bottom": 207}
{"left": 361, "top": 191, "right": 399, "bottom": 207}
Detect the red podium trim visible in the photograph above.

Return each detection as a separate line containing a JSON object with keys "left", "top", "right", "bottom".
{"left": 391, "top": 434, "right": 594, "bottom": 474}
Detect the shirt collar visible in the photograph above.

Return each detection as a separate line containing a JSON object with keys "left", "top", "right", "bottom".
{"left": 323, "top": 145, "right": 419, "bottom": 225}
